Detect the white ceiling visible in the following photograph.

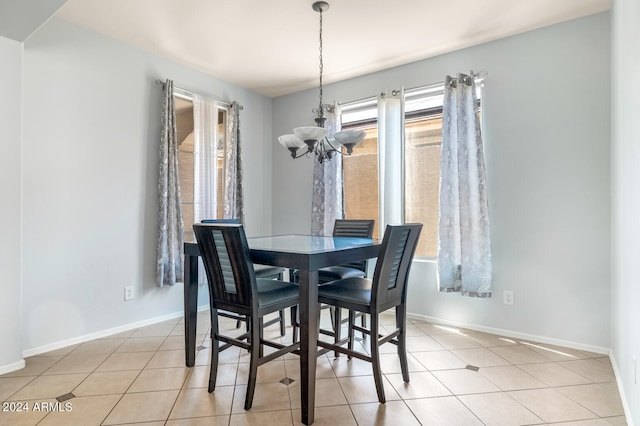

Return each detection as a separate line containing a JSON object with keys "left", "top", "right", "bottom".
{"left": 55, "top": 0, "right": 611, "bottom": 98}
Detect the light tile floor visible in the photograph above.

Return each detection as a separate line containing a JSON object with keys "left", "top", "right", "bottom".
{"left": 0, "top": 311, "right": 627, "bottom": 425}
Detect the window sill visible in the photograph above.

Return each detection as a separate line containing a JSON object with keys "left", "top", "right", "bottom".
{"left": 413, "top": 256, "right": 437, "bottom": 264}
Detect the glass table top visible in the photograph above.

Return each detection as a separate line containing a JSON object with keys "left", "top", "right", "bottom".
{"left": 247, "top": 234, "right": 376, "bottom": 254}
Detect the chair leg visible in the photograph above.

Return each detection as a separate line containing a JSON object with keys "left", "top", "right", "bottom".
{"left": 369, "top": 313, "right": 386, "bottom": 403}
{"left": 276, "top": 271, "right": 286, "bottom": 338}
{"left": 333, "top": 307, "right": 341, "bottom": 358}
{"left": 279, "top": 309, "right": 286, "bottom": 336}
{"left": 209, "top": 309, "right": 216, "bottom": 337}
{"left": 208, "top": 309, "right": 220, "bottom": 393}
{"left": 329, "top": 306, "right": 336, "bottom": 329}
{"left": 396, "top": 305, "right": 410, "bottom": 383}
{"left": 290, "top": 306, "right": 299, "bottom": 343}
{"left": 258, "top": 317, "right": 265, "bottom": 358}
{"left": 245, "top": 316, "right": 261, "bottom": 410}
{"left": 347, "top": 309, "right": 356, "bottom": 360}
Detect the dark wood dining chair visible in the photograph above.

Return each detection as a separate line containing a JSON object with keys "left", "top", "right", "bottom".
{"left": 201, "top": 219, "right": 286, "bottom": 335}
{"left": 291, "top": 219, "right": 375, "bottom": 343}
{"left": 315, "top": 223, "right": 422, "bottom": 403}
{"left": 193, "top": 223, "right": 300, "bottom": 410}
{"left": 317, "top": 219, "right": 376, "bottom": 281}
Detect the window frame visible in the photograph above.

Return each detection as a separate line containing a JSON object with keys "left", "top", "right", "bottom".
{"left": 340, "top": 79, "right": 484, "bottom": 259}
{"left": 174, "top": 92, "right": 231, "bottom": 241}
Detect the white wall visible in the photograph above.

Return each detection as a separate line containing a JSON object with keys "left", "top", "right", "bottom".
{"left": 0, "top": 36, "right": 24, "bottom": 372}
{"left": 20, "top": 18, "right": 273, "bottom": 353}
{"left": 273, "top": 13, "right": 611, "bottom": 350}
{"left": 611, "top": 0, "right": 640, "bottom": 422}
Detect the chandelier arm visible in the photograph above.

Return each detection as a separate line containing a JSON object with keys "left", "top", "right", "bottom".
{"left": 292, "top": 148, "right": 313, "bottom": 159}
{"left": 323, "top": 137, "right": 344, "bottom": 156}
{"left": 311, "top": 137, "right": 343, "bottom": 164}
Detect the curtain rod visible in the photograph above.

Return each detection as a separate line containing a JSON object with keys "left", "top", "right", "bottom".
{"left": 341, "top": 70, "right": 488, "bottom": 107}
{"left": 446, "top": 70, "right": 488, "bottom": 87}
{"left": 154, "top": 79, "right": 243, "bottom": 110}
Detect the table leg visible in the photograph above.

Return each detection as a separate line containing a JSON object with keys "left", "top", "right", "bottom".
{"left": 298, "top": 269, "right": 319, "bottom": 425}
{"left": 184, "top": 254, "right": 199, "bottom": 367}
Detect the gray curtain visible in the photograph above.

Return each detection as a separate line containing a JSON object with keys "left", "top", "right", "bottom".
{"left": 224, "top": 101, "right": 244, "bottom": 223}
{"left": 437, "top": 73, "right": 492, "bottom": 297}
{"left": 156, "top": 79, "right": 184, "bottom": 287}
{"left": 311, "top": 105, "right": 344, "bottom": 236}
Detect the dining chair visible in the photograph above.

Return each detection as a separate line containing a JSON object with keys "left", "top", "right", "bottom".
{"left": 318, "top": 219, "right": 376, "bottom": 281}
{"left": 201, "top": 219, "right": 286, "bottom": 336}
{"left": 193, "top": 223, "right": 300, "bottom": 410}
{"left": 315, "top": 223, "right": 422, "bottom": 403}
{"left": 291, "top": 219, "right": 375, "bottom": 343}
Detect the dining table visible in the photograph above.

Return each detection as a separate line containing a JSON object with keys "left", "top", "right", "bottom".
{"left": 183, "top": 234, "right": 380, "bottom": 425}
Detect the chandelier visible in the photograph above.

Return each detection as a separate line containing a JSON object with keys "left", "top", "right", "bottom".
{"left": 278, "top": 1, "right": 365, "bottom": 163}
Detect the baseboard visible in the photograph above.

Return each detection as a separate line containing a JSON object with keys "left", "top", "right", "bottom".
{"left": 404, "top": 313, "right": 637, "bottom": 420}
{"left": 405, "top": 312, "right": 610, "bottom": 355}
{"left": 407, "top": 313, "right": 633, "bottom": 424}
{"left": 609, "top": 351, "right": 636, "bottom": 426}
{"left": 19, "top": 308, "right": 609, "bottom": 357}
{"left": 13, "top": 305, "right": 633, "bottom": 424}
{"left": 21, "top": 308, "right": 203, "bottom": 358}
{"left": 0, "top": 359, "right": 26, "bottom": 375}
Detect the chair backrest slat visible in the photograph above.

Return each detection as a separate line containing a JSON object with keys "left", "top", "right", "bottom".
{"left": 193, "top": 223, "right": 257, "bottom": 314}
{"left": 212, "top": 230, "right": 237, "bottom": 293}
{"left": 332, "top": 219, "right": 375, "bottom": 273}
{"left": 371, "top": 224, "right": 422, "bottom": 309}
{"left": 333, "top": 219, "right": 375, "bottom": 238}
{"left": 200, "top": 219, "right": 243, "bottom": 292}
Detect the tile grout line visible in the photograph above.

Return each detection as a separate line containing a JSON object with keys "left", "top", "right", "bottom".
{"left": 0, "top": 314, "right": 627, "bottom": 425}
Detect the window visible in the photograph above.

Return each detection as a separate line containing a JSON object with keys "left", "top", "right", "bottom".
{"left": 341, "top": 100, "right": 381, "bottom": 239}
{"left": 341, "top": 83, "right": 482, "bottom": 258}
{"left": 175, "top": 95, "right": 228, "bottom": 241}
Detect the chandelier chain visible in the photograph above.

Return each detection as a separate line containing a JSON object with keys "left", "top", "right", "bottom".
{"left": 318, "top": 7, "right": 324, "bottom": 120}
{"left": 278, "top": 2, "right": 363, "bottom": 163}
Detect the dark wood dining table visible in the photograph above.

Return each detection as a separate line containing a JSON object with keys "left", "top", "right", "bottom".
{"left": 183, "top": 234, "right": 380, "bottom": 425}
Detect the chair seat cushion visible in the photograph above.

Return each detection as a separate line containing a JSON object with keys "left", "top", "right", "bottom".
{"left": 318, "top": 266, "right": 366, "bottom": 283}
{"left": 317, "top": 277, "right": 372, "bottom": 307}
{"left": 254, "top": 264, "right": 284, "bottom": 279}
{"left": 256, "top": 279, "right": 299, "bottom": 309}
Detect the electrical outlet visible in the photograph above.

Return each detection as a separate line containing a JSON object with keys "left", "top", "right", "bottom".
{"left": 503, "top": 290, "right": 514, "bottom": 305}
{"left": 124, "top": 286, "right": 134, "bottom": 301}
